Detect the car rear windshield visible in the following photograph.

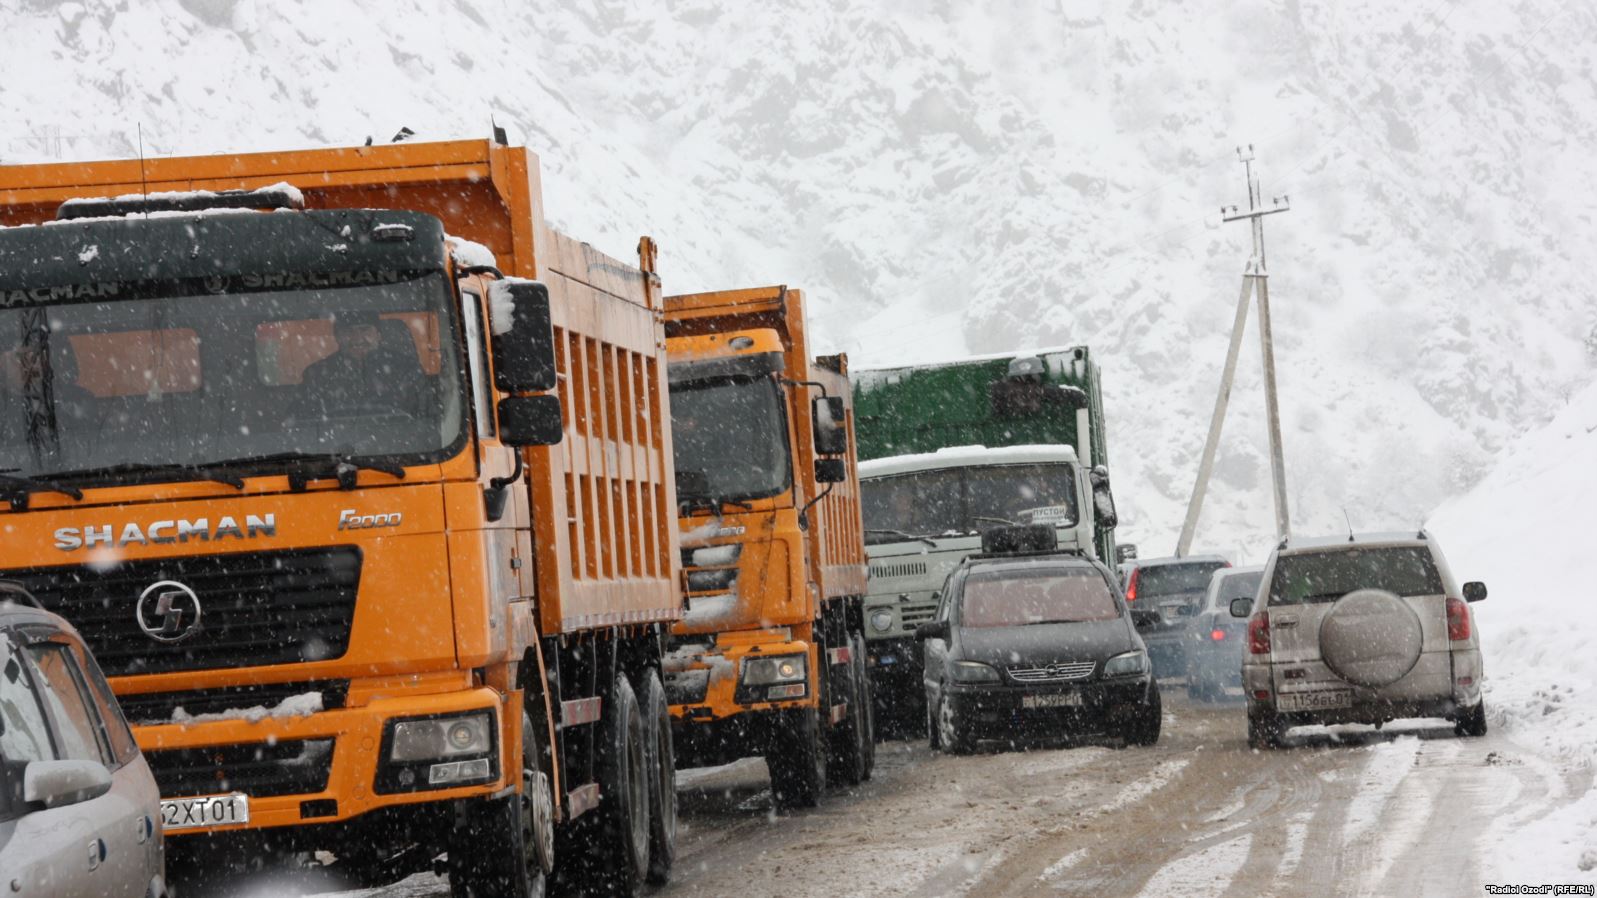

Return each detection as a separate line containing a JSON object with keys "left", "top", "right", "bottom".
{"left": 1138, "top": 562, "right": 1228, "bottom": 597}
{"left": 1213, "top": 571, "right": 1264, "bottom": 608}
{"left": 960, "top": 568, "right": 1120, "bottom": 628}
{"left": 1268, "top": 547, "right": 1444, "bottom": 606}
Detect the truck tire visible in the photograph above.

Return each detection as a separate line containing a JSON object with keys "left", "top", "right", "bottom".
{"left": 641, "top": 670, "right": 677, "bottom": 885}
{"left": 767, "top": 706, "right": 826, "bottom": 809}
{"left": 1247, "top": 706, "right": 1285, "bottom": 750}
{"left": 449, "top": 709, "right": 550, "bottom": 898}
{"left": 593, "top": 675, "right": 650, "bottom": 895}
{"left": 827, "top": 643, "right": 870, "bottom": 787}
{"left": 926, "top": 690, "right": 941, "bottom": 750}
{"left": 853, "top": 634, "right": 876, "bottom": 781}
{"left": 1455, "top": 699, "right": 1488, "bottom": 737}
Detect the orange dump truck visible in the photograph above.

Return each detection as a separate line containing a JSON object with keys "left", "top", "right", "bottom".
{"left": 0, "top": 139, "right": 681, "bottom": 896}
{"left": 661, "top": 286, "right": 872, "bottom": 806}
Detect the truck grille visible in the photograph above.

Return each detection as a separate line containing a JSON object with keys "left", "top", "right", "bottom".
{"left": 899, "top": 602, "right": 938, "bottom": 631}
{"left": 1008, "top": 661, "right": 1096, "bottom": 682}
{"left": 870, "top": 561, "right": 928, "bottom": 579}
{"left": 3, "top": 547, "right": 361, "bottom": 676}
{"left": 145, "top": 738, "right": 335, "bottom": 799}
{"left": 116, "top": 680, "right": 351, "bottom": 727}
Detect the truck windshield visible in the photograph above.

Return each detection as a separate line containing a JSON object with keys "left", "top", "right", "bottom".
{"left": 0, "top": 272, "right": 466, "bottom": 483}
{"left": 860, "top": 462, "right": 1078, "bottom": 544}
{"left": 670, "top": 376, "right": 792, "bottom": 504}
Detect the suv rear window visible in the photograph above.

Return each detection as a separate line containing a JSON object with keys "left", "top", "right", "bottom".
{"left": 1212, "top": 571, "right": 1264, "bottom": 608}
{"left": 1138, "top": 562, "right": 1228, "bottom": 597}
{"left": 1268, "top": 547, "right": 1444, "bottom": 606}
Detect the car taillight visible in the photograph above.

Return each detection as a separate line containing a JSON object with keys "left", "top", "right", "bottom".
{"left": 1125, "top": 568, "right": 1140, "bottom": 602}
{"left": 1446, "top": 597, "right": 1471, "bottom": 641}
{"left": 1210, "top": 628, "right": 1226, "bottom": 641}
{"left": 1247, "top": 611, "right": 1270, "bottom": 655}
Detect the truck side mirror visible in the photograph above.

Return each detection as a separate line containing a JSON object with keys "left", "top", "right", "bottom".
{"left": 812, "top": 396, "right": 848, "bottom": 456}
{"left": 1089, "top": 465, "right": 1118, "bottom": 529}
{"left": 1463, "top": 581, "right": 1487, "bottom": 603}
{"left": 497, "top": 395, "right": 563, "bottom": 447}
{"left": 815, "top": 458, "right": 846, "bottom": 484}
{"left": 490, "top": 280, "right": 558, "bottom": 393}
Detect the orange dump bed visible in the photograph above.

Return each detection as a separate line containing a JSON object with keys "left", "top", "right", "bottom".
{"left": 0, "top": 140, "right": 680, "bottom": 635}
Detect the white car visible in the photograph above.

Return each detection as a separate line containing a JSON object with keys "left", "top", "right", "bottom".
{"left": 1233, "top": 532, "right": 1487, "bottom": 748}
{"left": 0, "top": 590, "right": 166, "bottom": 897}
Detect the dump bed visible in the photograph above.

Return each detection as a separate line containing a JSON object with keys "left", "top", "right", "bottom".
{"left": 0, "top": 140, "right": 680, "bottom": 636}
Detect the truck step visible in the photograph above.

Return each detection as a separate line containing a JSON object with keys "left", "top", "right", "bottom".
{"left": 566, "top": 783, "right": 601, "bottom": 821}
{"left": 558, "top": 697, "right": 603, "bottom": 730}
{"left": 827, "top": 645, "right": 854, "bottom": 665}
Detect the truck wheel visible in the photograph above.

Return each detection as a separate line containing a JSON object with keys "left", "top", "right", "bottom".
{"left": 594, "top": 676, "right": 650, "bottom": 895}
{"left": 767, "top": 707, "right": 826, "bottom": 809}
{"left": 827, "top": 644, "right": 870, "bottom": 787}
{"left": 853, "top": 634, "right": 876, "bottom": 781}
{"left": 926, "top": 690, "right": 941, "bottom": 750}
{"left": 641, "top": 670, "right": 677, "bottom": 885}
{"left": 449, "top": 710, "right": 550, "bottom": 898}
{"left": 1247, "top": 707, "right": 1285, "bottom": 750}
{"left": 1455, "top": 699, "right": 1488, "bottom": 737}
{"left": 1125, "top": 686, "right": 1162, "bottom": 746}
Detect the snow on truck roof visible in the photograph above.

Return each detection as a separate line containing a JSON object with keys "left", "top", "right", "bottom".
{"left": 852, "top": 345, "right": 1090, "bottom": 390}
{"left": 858, "top": 444, "right": 1079, "bottom": 479}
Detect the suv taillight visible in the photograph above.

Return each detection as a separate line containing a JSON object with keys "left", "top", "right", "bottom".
{"left": 1247, "top": 611, "right": 1271, "bottom": 655}
{"left": 1446, "top": 597, "right": 1471, "bottom": 641}
{"left": 1125, "top": 567, "right": 1140, "bottom": 602}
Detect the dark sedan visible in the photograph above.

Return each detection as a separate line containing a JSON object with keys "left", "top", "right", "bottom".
{"left": 916, "top": 552, "right": 1162, "bottom": 753}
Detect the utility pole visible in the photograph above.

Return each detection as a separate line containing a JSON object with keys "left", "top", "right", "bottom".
{"left": 1175, "top": 146, "right": 1292, "bottom": 555}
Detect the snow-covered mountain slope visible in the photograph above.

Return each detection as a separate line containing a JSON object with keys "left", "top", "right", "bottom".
{"left": 1427, "top": 381, "right": 1597, "bottom": 881}
{"left": 3, "top": 0, "right": 1594, "bottom": 556}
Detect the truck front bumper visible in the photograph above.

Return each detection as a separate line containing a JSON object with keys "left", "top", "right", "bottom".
{"left": 136, "top": 684, "right": 512, "bottom": 837}
{"left": 666, "top": 635, "right": 819, "bottom": 767}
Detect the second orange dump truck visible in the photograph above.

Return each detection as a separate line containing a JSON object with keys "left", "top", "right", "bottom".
{"left": 0, "top": 139, "right": 680, "bottom": 896}
{"left": 662, "top": 286, "right": 873, "bottom": 806}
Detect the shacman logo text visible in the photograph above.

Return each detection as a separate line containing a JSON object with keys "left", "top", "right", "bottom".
{"left": 53, "top": 514, "right": 277, "bottom": 551}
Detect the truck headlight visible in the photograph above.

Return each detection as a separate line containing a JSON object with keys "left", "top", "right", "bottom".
{"left": 741, "top": 654, "right": 807, "bottom": 685}
{"left": 870, "top": 609, "right": 894, "bottom": 633}
{"left": 390, "top": 713, "right": 493, "bottom": 762}
{"left": 1104, "top": 650, "right": 1150, "bottom": 678}
{"left": 949, "top": 661, "right": 1000, "bottom": 684}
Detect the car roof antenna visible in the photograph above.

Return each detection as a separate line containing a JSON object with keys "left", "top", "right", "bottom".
{"left": 1342, "top": 507, "right": 1356, "bottom": 543}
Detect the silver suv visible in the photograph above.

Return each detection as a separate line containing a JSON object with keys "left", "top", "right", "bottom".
{"left": 1233, "top": 532, "right": 1487, "bottom": 748}
{"left": 0, "top": 591, "right": 166, "bottom": 897}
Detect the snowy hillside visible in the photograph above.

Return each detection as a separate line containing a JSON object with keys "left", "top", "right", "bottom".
{"left": 3, "top": 0, "right": 1595, "bottom": 555}
{"left": 1428, "top": 381, "right": 1597, "bottom": 880}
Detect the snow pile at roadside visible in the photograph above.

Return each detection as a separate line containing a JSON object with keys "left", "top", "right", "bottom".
{"left": 1427, "top": 378, "right": 1597, "bottom": 878}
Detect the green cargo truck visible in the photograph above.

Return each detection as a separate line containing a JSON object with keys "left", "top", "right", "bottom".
{"left": 851, "top": 347, "right": 1120, "bottom": 731}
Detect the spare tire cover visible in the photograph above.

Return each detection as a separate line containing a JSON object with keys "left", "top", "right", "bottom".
{"left": 1317, "top": 589, "right": 1423, "bottom": 688}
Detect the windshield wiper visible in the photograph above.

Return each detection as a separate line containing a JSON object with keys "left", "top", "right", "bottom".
{"left": 864, "top": 528, "right": 938, "bottom": 548}
{"left": 678, "top": 495, "right": 754, "bottom": 516}
{"left": 219, "top": 452, "right": 407, "bottom": 491}
{"left": 0, "top": 470, "right": 84, "bottom": 511}
{"left": 43, "top": 462, "right": 247, "bottom": 491}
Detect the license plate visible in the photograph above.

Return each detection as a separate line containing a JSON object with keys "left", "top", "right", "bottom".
{"left": 1277, "top": 690, "right": 1352, "bottom": 712}
{"left": 877, "top": 655, "right": 897, "bottom": 666}
{"left": 161, "top": 793, "right": 250, "bottom": 831}
{"left": 1022, "top": 692, "right": 1084, "bottom": 709}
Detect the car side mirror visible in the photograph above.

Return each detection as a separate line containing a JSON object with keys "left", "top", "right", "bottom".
{"left": 1463, "top": 581, "right": 1487, "bottom": 603}
{"left": 497, "top": 395, "right": 563, "bottom": 447}
{"left": 915, "top": 620, "right": 950, "bottom": 642}
{"left": 1129, "top": 608, "right": 1160, "bottom": 629}
{"left": 24, "top": 760, "right": 112, "bottom": 809}
{"left": 1115, "top": 543, "right": 1138, "bottom": 563}
{"left": 814, "top": 458, "right": 846, "bottom": 484}
{"left": 812, "top": 396, "right": 848, "bottom": 456}
{"left": 1230, "top": 598, "right": 1253, "bottom": 619}
{"left": 490, "top": 280, "right": 558, "bottom": 393}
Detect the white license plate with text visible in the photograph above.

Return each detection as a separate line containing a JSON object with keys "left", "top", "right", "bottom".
{"left": 1277, "top": 690, "right": 1352, "bottom": 712}
{"left": 1022, "top": 692, "right": 1084, "bottom": 709}
{"left": 162, "top": 793, "right": 250, "bottom": 831}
